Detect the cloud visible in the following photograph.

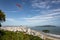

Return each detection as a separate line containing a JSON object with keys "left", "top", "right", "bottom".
{"left": 22, "top": 9, "right": 60, "bottom": 23}
{"left": 6, "top": 18, "right": 22, "bottom": 23}
{"left": 5, "top": 18, "right": 24, "bottom": 25}
{"left": 6, "top": 18, "right": 17, "bottom": 22}
{"left": 51, "top": 0, "right": 60, "bottom": 3}
{"left": 4, "top": 11, "right": 18, "bottom": 12}
{"left": 50, "top": 9, "right": 60, "bottom": 12}
{"left": 24, "top": 14, "right": 60, "bottom": 23}
{"left": 31, "top": 0, "right": 60, "bottom": 9}
{"left": 32, "top": 0, "right": 51, "bottom": 9}
{"left": 5, "top": 8, "right": 60, "bottom": 24}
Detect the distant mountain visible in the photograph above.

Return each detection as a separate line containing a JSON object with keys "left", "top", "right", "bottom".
{"left": 35, "top": 25, "right": 56, "bottom": 27}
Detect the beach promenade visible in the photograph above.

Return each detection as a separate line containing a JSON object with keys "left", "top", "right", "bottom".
{"left": 0, "top": 27, "right": 60, "bottom": 40}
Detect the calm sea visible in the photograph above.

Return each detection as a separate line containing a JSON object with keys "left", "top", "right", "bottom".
{"left": 30, "top": 27, "right": 60, "bottom": 35}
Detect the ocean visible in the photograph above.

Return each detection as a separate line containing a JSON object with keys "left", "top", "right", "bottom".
{"left": 30, "top": 27, "right": 60, "bottom": 35}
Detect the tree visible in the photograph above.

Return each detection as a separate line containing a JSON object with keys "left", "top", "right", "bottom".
{"left": 0, "top": 10, "right": 6, "bottom": 27}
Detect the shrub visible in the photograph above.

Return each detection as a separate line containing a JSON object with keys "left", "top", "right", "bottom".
{"left": 0, "top": 30, "right": 43, "bottom": 40}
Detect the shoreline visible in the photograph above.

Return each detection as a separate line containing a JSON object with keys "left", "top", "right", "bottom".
{"left": 0, "top": 27, "right": 60, "bottom": 40}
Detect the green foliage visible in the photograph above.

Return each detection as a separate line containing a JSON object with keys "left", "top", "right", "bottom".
{"left": 42, "top": 30, "right": 50, "bottom": 33}
{"left": 0, "top": 10, "right": 5, "bottom": 22}
{"left": 0, "top": 30, "right": 43, "bottom": 40}
{"left": 0, "top": 10, "right": 6, "bottom": 27}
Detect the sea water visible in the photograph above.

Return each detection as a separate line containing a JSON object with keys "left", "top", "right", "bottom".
{"left": 30, "top": 27, "right": 60, "bottom": 35}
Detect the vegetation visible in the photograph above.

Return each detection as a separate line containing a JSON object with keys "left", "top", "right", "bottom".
{"left": 0, "top": 10, "right": 6, "bottom": 27}
{"left": 42, "top": 30, "right": 50, "bottom": 33}
{"left": 0, "top": 30, "right": 43, "bottom": 40}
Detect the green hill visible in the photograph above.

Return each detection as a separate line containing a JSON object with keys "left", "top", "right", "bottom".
{"left": 0, "top": 30, "right": 43, "bottom": 40}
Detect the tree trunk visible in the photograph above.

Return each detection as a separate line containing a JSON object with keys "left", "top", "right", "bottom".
{"left": 0, "top": 23, "right": 1, "bottom": 27}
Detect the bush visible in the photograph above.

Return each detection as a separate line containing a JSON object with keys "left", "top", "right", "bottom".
{"left": 0, "top": 30, "right": 43, "bottom": 40}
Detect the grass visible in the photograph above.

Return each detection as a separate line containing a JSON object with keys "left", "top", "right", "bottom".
{"left": 0, "top": 30, "right": 43, "bottom": 40}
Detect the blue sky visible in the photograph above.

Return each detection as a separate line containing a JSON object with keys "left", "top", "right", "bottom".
{"left": 0, "top": 0, "right": 60, "bottom": 26}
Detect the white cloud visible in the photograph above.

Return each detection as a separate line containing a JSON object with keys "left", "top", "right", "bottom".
{"left": 5, "top": 8, "right": 60, "bottom": 24}
{"left": 22, "top": 9, "right": 60, "bottom": 23}
{"left": 32, "top": 0, "right": 51, "bottom": 9}
{"left": 31, "top": 0, "right": 60, "bottom": 9}
{"left": 6, "top": 18, "right": 16, "bottom": 22}
{"left": 4, "top": 11, "right": 18, "bottom": 12}
{"left": 31, "top": 9, "right": 40, "bottom": 12}
{"left": 52, "top": 0, "right": 60, "bottom": 3}
{"left": 48, "top": 8, "right": 60, "bottom": 11}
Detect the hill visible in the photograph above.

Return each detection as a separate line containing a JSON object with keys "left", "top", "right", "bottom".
{"left": 35, "top": 25, "right": 56, "bottom": 27}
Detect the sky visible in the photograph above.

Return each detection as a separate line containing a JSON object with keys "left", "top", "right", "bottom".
{"left": 0, "top": 0, "right": 60, "bottom": 26}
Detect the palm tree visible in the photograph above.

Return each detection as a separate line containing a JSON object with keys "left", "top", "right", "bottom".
{"left": 0, "top": 10, "right": 6, "bottom": 27}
